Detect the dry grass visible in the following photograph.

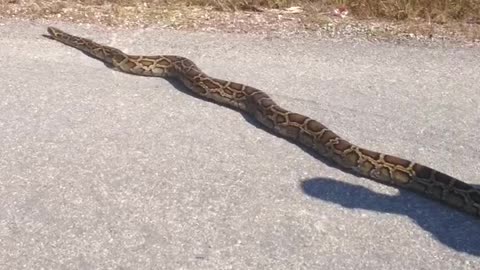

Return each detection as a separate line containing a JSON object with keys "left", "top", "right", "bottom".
{"left": 157, "top": 0, "right": 480, "bottom": 22}
{"left": 346, "top": 0, "right": 480, "bottom": 23}
{"left": 3, "top": 0, "right": 478, "bottom": 22}
{"left": 1, "top": 0, "right": 479, "bottom": 41}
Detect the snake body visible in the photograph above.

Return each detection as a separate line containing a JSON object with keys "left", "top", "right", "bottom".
{"left": 45, "top": 27, "right": 480, "bottom": 218}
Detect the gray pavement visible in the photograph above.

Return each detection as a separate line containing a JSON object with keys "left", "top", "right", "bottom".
{"left": 1, "top": 20, "right": 480, "bottom": 269}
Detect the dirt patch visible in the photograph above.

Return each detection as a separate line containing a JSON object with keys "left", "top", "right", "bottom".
{"left": 1, "top": 0, "right": 480, "bottom": 45}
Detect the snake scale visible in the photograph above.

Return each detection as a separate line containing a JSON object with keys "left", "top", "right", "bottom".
{"left": 45, "top": 26, "right": 480, "bottom": 218}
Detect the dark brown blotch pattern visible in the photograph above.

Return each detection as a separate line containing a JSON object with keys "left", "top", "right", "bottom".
{"left": 384, "top": 155, "right": 411, "bottom": 168}
{"left": 288, "top": 113, "right": 308, "bottom": 125}
{"left": 317, "top": 130, "right": 337, "bottom": 145}
{"left": 413, "top": 164, "right": 433, "bottom": 179}
{"left": 306, "top": 120, "right": 326, "bottom": 133}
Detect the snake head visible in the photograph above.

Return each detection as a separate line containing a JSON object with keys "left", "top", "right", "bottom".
{"left": 42, "top": 27, "right": 67, "bottom": 41}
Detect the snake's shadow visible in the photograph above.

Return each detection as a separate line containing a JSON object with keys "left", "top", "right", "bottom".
{"left": 302, "top": 177, "right": 480, "bottom": 256}
{"left": 166, "top": 79, "right": 480, "bottom": 255}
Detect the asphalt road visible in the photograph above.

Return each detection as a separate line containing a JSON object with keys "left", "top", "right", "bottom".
{"left": 1, "top": 20, "right": 480, "bottom": 269}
